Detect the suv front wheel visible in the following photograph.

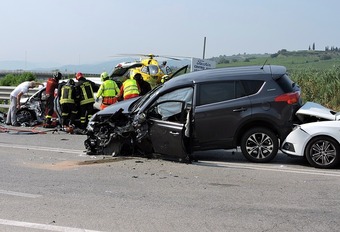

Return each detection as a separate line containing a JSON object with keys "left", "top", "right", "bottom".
{"left": 240, "top": 127, "right": 278, "bottom": 163}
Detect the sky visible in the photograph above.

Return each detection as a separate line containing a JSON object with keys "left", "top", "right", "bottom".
{"left": 1, "top": 0, "right": 340, "bottom": 67}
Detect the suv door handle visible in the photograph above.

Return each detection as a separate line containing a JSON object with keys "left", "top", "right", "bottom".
{"left": 170, "top": 131, "right": 179, "bottom": 135}
{"left": 233, "top": 107, "right": 247, "bottom": 112}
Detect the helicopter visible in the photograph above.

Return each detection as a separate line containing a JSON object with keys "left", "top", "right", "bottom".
{"left": 109, "top": 54, "right": 183, "bottom": 88}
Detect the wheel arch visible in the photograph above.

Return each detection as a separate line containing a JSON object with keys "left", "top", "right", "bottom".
{"left": 235, "top": 119, "right": 280, "bottom": 147}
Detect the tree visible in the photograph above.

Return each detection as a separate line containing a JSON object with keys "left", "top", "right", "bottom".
{"left": 312, "top": 42, "right": 315, "bottom": 50}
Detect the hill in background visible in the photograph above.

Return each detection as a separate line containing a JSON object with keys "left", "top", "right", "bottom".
{"left": 2, "top": 49, "right": 340, "bottom": 74}
{"left": 210, "top": 49, "right": 340, "bottom": 71}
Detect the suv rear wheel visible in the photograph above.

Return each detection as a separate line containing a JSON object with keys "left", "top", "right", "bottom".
{"left": 240, "top": 127, "right": 278, "bottom": 163}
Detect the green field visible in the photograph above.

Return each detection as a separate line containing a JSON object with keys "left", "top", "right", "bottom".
{"left": 214, "top": 50, "right": 340, "bottom": 71}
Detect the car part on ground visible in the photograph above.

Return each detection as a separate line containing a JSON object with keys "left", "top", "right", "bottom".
{"left": 85, "top": 65, "right": 302, "bottom": 163}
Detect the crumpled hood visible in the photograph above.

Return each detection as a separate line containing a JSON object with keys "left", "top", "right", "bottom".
{"left": 95, "top": 97, "right": 140, "bottom": 116}
{"left": 296, "top": 101, "right": 340, "bottom": 121}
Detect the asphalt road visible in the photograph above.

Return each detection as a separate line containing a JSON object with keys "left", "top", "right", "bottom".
{"left": 0, "top": 125, "right": 340, "bottom": 232}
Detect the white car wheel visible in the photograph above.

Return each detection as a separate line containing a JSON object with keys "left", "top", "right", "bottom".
{"left": 305, "top": 136, "right": 340, "bottom": 169}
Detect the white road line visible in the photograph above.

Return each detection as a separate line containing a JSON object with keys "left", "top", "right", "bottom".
{"left": 197, "top": 161, "right": 340, "bottom": 177}
{"left": 0, "top": 142, "right": 84, "bottom": 154}
{"left": 0, "top": 189, "right": 41, "bottom": 198}
{"left": 0, "top": 219, "right": 103, "bottom": 232}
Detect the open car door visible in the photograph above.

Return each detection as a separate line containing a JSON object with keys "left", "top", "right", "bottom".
{"left": 163, "top": 65, "right": 189, "bottom": 82}
{"left": 147, "top": 100, "right": 191, "bottom": 161}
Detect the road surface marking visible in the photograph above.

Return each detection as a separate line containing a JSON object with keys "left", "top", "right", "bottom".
{"left": 0, "top": 189, "right": 41, "bottom": 198}
{"left": 0, "top": 142, "right": 84, "bottom": 154}
{"left": 197, "top": 161, "right": 340, "bottom": 177}
{"left": 0, "top": 218, "right": 103, "bottom": 232}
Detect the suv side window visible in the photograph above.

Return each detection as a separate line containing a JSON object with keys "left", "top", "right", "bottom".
{"left": 198, "top": 81, "right": 250, "bottom": 105}
{"left": 241, "top": 80, "right": 264, "bottom": 95}
{"left": 197, "top": 81, "right": 235, "bottom": 105}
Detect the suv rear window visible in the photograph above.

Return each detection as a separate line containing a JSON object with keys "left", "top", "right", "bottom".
{"left": 275, "top": 74, "right": 297, "bottom": 93}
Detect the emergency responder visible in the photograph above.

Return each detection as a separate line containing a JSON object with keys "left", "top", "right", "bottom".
{"left": 116, "top": 74, "right": 140, "bottom": 100}
{"left": 74, "top": 72, "right": 98, "bottom": 131}
{"left": 134, "top": 73, "right": 151, "bottom": 96}
{"left": 6, "top": 81, "right": 41, "bottom": 126}
{"left": 44, "top": 71, "right": 62, "bottom": 128}
{"left": 60, "top": 79, "right": 77, "bottom": 133}
{"left": 160, "top": 61, "right": 172, "bottom": 75}
{"left": 96, "top": 71, "right": 120, "bottom": 110}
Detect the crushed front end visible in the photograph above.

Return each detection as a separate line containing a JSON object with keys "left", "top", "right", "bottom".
{"left": 85, "top": 108, "right": 150, "bottom": 157}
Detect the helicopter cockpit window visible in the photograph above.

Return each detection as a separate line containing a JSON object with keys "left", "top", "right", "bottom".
{"left": 148, "top": 65, "right": 159, "bottom": 75}
{"left": 141, "top": 66, "right": 149, "bottom": 74}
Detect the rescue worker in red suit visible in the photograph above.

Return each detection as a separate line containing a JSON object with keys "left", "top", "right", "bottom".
{"left": 44, "top": 72, "right": 62, "bottom": 127}
{"left": 96, "top": 72, "right": 120, "bottom": 110}
{"left": 116, "top": 74, "right": 140, "bottom": 100}
{"left": 74, "top": 72, "right": 98, "bottom": 130}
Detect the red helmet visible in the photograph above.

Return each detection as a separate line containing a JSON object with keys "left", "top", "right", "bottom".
{"left": 76, "top": 72, "right": 84, "bottom": 80}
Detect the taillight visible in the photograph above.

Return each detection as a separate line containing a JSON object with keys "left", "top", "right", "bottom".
{"left": 275, "top": 92, "right": 300, "bottom": 104}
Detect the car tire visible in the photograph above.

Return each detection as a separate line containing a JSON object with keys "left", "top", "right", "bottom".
{"left": 240, "top": 127, "right": 278, "bottom": 163}
{"left": 305, "top": 136, "right": 340, "bottom": 169}
{"left": 16, "top": 109, "right": 35, "bottom": 124}
{"left": 103, "top": 142, "right": 122, "bottom": 156}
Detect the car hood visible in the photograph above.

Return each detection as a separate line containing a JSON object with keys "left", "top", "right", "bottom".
{"left": 296, "top": 101, "right": 340, "bottom": 121}
{"left": 95, "top": 97, "right": 140, "bottom": 116}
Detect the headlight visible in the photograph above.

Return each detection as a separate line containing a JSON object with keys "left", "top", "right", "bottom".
{"left": 86, "top": 121, "right": 96, "bottom": 132}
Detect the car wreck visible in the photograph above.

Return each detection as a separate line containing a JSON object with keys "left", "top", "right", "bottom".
{"left": 13, "top": 78, "right": 102, "bottom": 127}
{"left": 85, "top": 65, "right": 303, "bottom": 163}
{"left": 85, "top": 85, "right": 192, "bottom": 161}
{"left": 282, "top": 101, "right": 340, "bottom": 168}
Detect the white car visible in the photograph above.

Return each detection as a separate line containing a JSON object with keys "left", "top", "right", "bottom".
{"left": 282, "top": 102, "right": 340, "bottom": 168}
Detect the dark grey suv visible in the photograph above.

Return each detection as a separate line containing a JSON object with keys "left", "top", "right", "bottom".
{"left": 85, "top": 65, "right": 301, "bottom": 163}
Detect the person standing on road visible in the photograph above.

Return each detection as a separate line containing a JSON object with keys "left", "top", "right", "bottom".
{"left": 6, "top": 81, "right": 41, "bottom": 126}
{"left": 44, "top": 71, "right": 62, "bottom": 128}
{"left": 96, "top": 71, "right": 120, "bottom": 110}
{"left": 74, "top": 72, "right": 98, "bottom": 131}
{"left": 160, "top": 61, "right": 172, "bottom": 75}
{"left": 134, "top": 73, "right": 151, "bottom": 96}
{"left": 60, "top": 79, "right": 77, "bottom": 133}
{"left": 116, "top": 75, "right": 140, "bottom": 100}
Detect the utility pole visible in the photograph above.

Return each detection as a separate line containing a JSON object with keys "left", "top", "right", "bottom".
{"left": 202, "top": 37, "right": 206, "bottom": 59}
{"left": 25, "top": 51, "right": 27, "bottom": 70}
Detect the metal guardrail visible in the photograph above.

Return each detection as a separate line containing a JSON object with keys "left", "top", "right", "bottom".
{"left": 0, "top": 86, "right": 38, "bottom": 109}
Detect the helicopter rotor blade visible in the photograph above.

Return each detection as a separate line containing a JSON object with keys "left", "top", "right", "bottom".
{"left": 111, "top": 53, "right": 189, "bottom": 61}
